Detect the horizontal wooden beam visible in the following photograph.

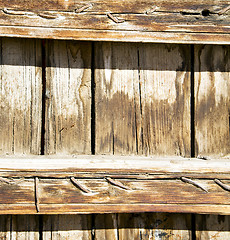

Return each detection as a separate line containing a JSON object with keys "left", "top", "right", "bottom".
{"left": 0, "top": 156, "right": 229, "bottom": 214}
{"left": 0, "top": 0, "right": 229, "bottom": 44}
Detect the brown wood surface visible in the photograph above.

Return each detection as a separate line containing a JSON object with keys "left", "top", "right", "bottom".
{"left": 95, "top": 42, "right": 190, "bottom": 156}
{"left": 195, "top": 45, "right": 230, "bottom": 157}
{"left": 118, "top": 213, "right": 191, "bottom": 240}
{"left": 45, "top": 40, "right": 91, "bottom": 154}
{"left": 95, "top": 42, "right": 191, "bottom": 238}
{"left": 194, "top": 45, "right": 230, "bottom": 239}
{"left": 0, "top": 37, "right": 42, "bottom": 239}
{"left": 0, "top": 0, "right": 229, "bottom": 43}
{"left": 196, "top": 215, "right": 230, "bottom": 240}
{"left": 43, "top": 215, "right": 92, "bottom": 239}
{"left": 11, "top": 215, "right": 39, "bottom": 240}
{"left": 44, "top": 39, "right": 92, "bottom": 240}
{"left": 0, "top": 38, "right": 42, "bottom": 155}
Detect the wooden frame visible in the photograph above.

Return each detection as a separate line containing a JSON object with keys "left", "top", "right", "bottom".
{"left": 0, "top": 1, "right": 229, "bottom": 215}
{"left": 0, "top": 0, "right": 229, "bottom": 44}
{"left": 0, "top": 156, "right": 229, "bottom": 215}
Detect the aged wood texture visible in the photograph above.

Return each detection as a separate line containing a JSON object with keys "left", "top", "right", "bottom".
{"left": 94, "top": 214, "right": 118, "bottom": 240}
{"left": 195, "top": 45, "right": 230, "bottom": 157}
{"left": 11, "top": 215, "right": 39, "bottom": 240}
{"left": 95, "top": 41, "right": 191, "bottom": 238}
{"left": 44, "top": 39, "right": 92, "bottom": 239}
{"left": 43, "top": 215, "right": 92, "bottom": 239}
{"left": 0, "top": 215, "right": 10, "bottom": 239}
{"left": 0, "top": 1, "right": 229, "bottom": 43}
{"left": 196, "top": 215, "right": 230, "bottom": 240}
{"left": 118, "top": 213, "right": 191, "bottom": 240}
{"left": 95, "top": 42, "right": 190, "bottom": 156}
{"left": 195, "top": 45, "right": 230, "bottom": 239}
{"left": 0, "top": 38, "right": 42, "bottom": 155}
{"left": 45, "top": 40, "right": 91, "bottom": 154}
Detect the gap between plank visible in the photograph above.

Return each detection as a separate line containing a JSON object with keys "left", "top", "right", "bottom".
{"left": 190, "top": 44, "right": 195, "bottom": 158}
{"left": 41, "top": 40, "right": 46, "bottom": 155}
{"left": 91, "top": 42, "right": 96, "bottom": 155}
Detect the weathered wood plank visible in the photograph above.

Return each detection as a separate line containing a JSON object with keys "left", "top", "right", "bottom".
{"left": 45, "top": 40, "right": 91, "bottom": 154}
{"left": 0, "top": 0, "right": 229, "bottom": 12}
{"left": 0, "top": 38, "right": 42, "bottom": 155}
{"left": 138, "top": 44, "right": 191, "bottom": 156}
{"left": 118, "top": 213, "right": 191, "bottom": 240}
{"left": 195, "top": 45, "right": 230, "bottom": 240}
{"left": 94, "top": 214, "right": 118, "bottom": 240}
{"left": 196, "top": 215, "right": 230, "bottom": 240}
{"left": 0, "top": 38, "right": 41, "bottom": 239}
{"left": 11, "top": 215, "right": 39, "bottom": 240}
{"left": 1, "top": 204, "right": 230, "bottom": 215}
{"left": 95, "top": 42, "right": 191, "bottom": 238}
{"left": 0, "top": 215, "right": 10, "bottom": 239}
{"left": 195, "top": 45, "right": 230, "bottom": 157}
{"left": 95, "top": 43, "right": 190, "bottom": 155}
{"left": 44, "top": 40, "right": 92, "bottom": 239}
{"left": 43, "top": 215, "right": 92, "bottom": 240}
{"left": 0, "top": 1, "right": 229, "bottom": 43}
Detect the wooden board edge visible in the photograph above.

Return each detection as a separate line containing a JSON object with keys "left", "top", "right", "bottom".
{"left": 0, "top": 27, "right": 230, "bottom": 44}
{"left": 1, "top": 204, "right": 230, "bottom": 215}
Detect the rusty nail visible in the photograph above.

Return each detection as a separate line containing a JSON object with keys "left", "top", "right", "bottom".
{"left": 35, "top": 177, "right": 40, "bottom": 213}
{"left": 75, "top": 3, "right": 93, "bottom": 13}
{"left": 214, "top": 179, "right": 230, "bottom": 191}
{"left": 107, "top": 13, "right": 125, "bottom": 23}
{"left": 106, "top": 177, "right": 131, "bottom": 190}
{"left": 181, "top": 177, "right": 208, "bottom": 193}
{"left": 70, "top": 177, "right": 92, "bottom": 193}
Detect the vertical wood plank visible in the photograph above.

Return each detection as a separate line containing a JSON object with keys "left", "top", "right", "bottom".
{"left": 11, "top": 215, "right": 39, "bottom": 240}
{"left": 118, "top": 213, "right": 191, "bottom": 240}
{"left": 0, "top": 37, "right": 42, "bottom": 239}
{"left": 195, "top": 45, "right": 230, "bottom": 157}
{"left": 0, "top": 37, "right": 42, "bottom": 155}
{"left": 95, "top": 42, "right": 190, "bottom": 156}
{"left": 94, "top": 214, "right": 118, "bottom": 240}
{"left": 196, "top": 215, "right": 230, "bottom": 240}
{"left": 95, "top": 42, "right": 191, "bottom": 239}
{"left": 138, "top": 43, "right": 191, "bottom": 156}
{"left": 43, "top": 215, "right": 92, "bottom": 240}
{"left": 0, "top": 215, "right": 11, "bottom": 239}
{"left": 194, "top": 45, "right": 230, "bottom": 239}
{"left": 45, "top": 40, "right": 91, "bottom": 155}
{"left": 44, "top": 40, "right": 92, "bottom": 239}
{"left": 95, "top": 42, "right": 139, "bottom": 154}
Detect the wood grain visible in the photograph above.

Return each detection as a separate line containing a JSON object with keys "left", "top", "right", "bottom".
{"left": 95, "top": 42, "right": 191, "bottom": 238}
{"left": 195, "top": 45, "right": 230, "bottom": 157}
{"left": 0, "top": 215, "right": 10, "bottom": 239}
{"left": 196, "top": 215, "right": 230, "bottom": 240}
{"left": 0, "top": 37, "right": 42, "bottom": 155}
{"left": 195, "top": 45, "right": 230, "bottom": 240}
{"left": 118, "top": 213, "right": 191, "bottom": 240}
{"left": 94, "top": 214, "right": 118, "bottom": 240}
{"left": 43, "top": 215, "right": 92, "bottom": 240}
{"left": 0, "top": 1, "right": 229, "bottom": 43}
{"left": 95, "top": 42, "right": 190, "bottom": 156}
{"left": 45, "top": 40, "right": 91, "bottom": 154}
{"left": 11, "top": 215, "right": 39, "bottom": 240}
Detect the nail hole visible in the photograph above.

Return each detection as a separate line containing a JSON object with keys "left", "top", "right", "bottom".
{"left": 201, "top": 9, "right": 210, "bottom": 16}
